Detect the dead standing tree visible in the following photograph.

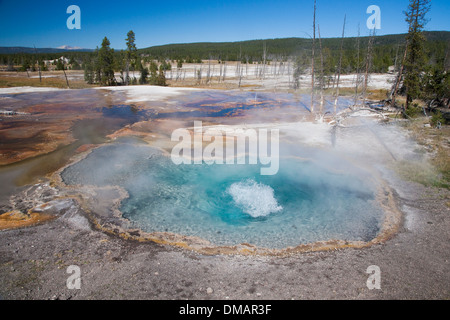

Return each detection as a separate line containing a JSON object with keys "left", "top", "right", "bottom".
{"left": 318, "top": 25, "right": 325, "bottom": 116}
{"left": 310, "top": 0, "right": 316, "bottom": 113}
{"left": 354, "top": 24, "right": 362, "bottom": 107}
{"left": 259, "top": 42, "right": 268, "bottom": 80}
{"left": 236, "top": 46, "right": 244, "bottom": 87}
{"left": 218, "top": 56, "right": 223, "bottom": 83}
{"left": 222, "top": 60, "right": 227, "bottom": 82}
{"left": 362, "top": 28, "right": 376, "bottom": 107}
{"left": 263, "top": 42, "right": 267, "bottom": 79}
{"left": 333, "top": 15, "right": 346, "bottom": 114}
{"left": 33, "top": 46, "right": 42, "bottom": 83}
{"left": 62, "top": 62, "right": 70, "bottom": 88}
{"left": 391, "top": 41, "right": 408, "bottom": 108}
{"left": 206, "top": 56, "right": 211, "bottom": 85}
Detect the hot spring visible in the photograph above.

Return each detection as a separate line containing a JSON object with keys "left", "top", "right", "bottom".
{"left": 61, "top": 140, "right": 385, "bottom": 250}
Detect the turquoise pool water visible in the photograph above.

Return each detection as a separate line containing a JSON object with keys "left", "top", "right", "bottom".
{"left": 61, "top": 141, "right": 383, "bottom": 249}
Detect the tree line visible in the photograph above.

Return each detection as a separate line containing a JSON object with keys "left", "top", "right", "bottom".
{"left": 1, "top": 31, "right": 447, "bottom": 78}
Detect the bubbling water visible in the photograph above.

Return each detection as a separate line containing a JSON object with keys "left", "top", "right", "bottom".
{"left": 227, "top": 179, "right": 283, "bottom": 218}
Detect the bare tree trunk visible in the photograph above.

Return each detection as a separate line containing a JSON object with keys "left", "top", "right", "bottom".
{"left": 222, "top": 61, "right": 227, "bottom": 82}
{"left": 354, "top": 24, "right": 361, "bottom": 107}
{"left": 363, "top": 28, "right": 376, "bottom": 107}
{"left": 62, "top": 66, "right": 70, "bottom": 88}
{"left": 239, "top": 67, "right": 243, "bottom": 88}
{"left": 176, "top": 64, "right": 181, "bottom": 81}
{"left": 262, "top": 42, "right": 267, "bottom": 80}
{"left": 207, "top": 56, "right": 211, "bottom": 84}
{"left": 237, "top": 45, "right": 242, "bottom": 83}
{"left": 318, "top": 25, "right": 325, "bottom": 115}
{"left": 334, "top": 15, "right": 346, "bottom": 114}
{"left": 288, "top": 60, "right": 291, "bottom": 87}
{"left": 37, "top": 62, "right": 41, "bottom": 83}
{"left": 311, "top": 0, "right": 316, "bottom": 113}
{"left": 199, "top": 65, "right": 203, "bottom": 84}
{"left": 246, "top": 56, "right": 248, "bottom": 77}
{"left": 391, "top": 41, "right": 408, "bottom": 108}
{"left": 34, "top": 46, "right": 42, "bottom": 83}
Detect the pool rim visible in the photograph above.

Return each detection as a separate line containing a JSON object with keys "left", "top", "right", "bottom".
{"left": 50, "top": 139, "right": 403, "bottom": 256}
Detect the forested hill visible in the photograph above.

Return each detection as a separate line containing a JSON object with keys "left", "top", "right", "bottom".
{"left": 138, "top": 31, "right": 449, "bottom": 62}
{"left": 1, "top": 31, "right": 447, "bottom": 75}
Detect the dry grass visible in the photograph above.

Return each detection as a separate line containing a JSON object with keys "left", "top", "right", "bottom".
{"left": 0, "top": 71, "right": 95, "bottom": 89}
{"left": 394, "top": 160, "right": 448, "bottom": 189}
{"left": 311, "top": 87, "right": 390, "bottom": 101}
{"left": 0, "top": 76, "right": 94, "bottom": 89}
{"left": 367, "top": 89, "right": 390, "bottom": 101}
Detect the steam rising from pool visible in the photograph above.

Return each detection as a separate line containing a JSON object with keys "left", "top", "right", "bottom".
{"left": 61, "top": 141, "right": 384, "bottom": 249}
{"left": 227, "top": 180, "right": 283, "bottom": 218}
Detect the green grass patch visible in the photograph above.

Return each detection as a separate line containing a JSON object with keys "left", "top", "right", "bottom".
{"left": 394, "top": 160, "right": 450, "bottom": 189}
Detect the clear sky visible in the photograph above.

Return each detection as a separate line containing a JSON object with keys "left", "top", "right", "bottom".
{"left": 0, "top": 0, "right": 448, "bottom": 49}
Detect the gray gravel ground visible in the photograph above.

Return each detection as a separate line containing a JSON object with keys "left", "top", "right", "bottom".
{"left": 0, "top": 169, "right": 449, "bottom": 301}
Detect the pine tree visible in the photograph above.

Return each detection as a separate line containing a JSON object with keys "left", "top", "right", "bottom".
{"left": 149, "top": 61, "right": 158, "bottom": 85}
{"left": 20, "top": 58, "right": 30, "bottom": 72}
{"left": 292, "top": 57, "right": 303, "bottom": 90}
{"left": 139, "top": 58, "right": 148, "bottom": 84}
{"left": 71, "top": 59, "right": 81, "bottom": 70}
{"left": 403, "top": 0, "right": 431, "bottom": 109}
{"left": 56, "top": 58, "right": 65, "bottom": 71}
{"left": 157, "top": 65, "right": 167, "bottom": 86}
{"left": 422, "top": 61, "right": 450, "bottom": 108}
{"left": 125, "top": 30, "right": 137, "bottom": 85}
{"left": 84, "top": 59, "right": 94, "bottom": 84}
{"left": 98, "top": 37, "right": 116, "bottom": 86}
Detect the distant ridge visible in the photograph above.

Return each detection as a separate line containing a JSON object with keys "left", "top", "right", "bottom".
{"left": 0, "top": 46, "right": 93, "bottom": 54}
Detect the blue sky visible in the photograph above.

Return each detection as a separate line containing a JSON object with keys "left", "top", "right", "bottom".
{"left": 0, "top": 0, "right": 448, "bottom": 49}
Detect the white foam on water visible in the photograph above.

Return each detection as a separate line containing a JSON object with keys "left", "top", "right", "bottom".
{"left": 227, "top": 179, "right": 283, "bottom": 218}
{"left": 93, "top": 85, "right": 202, "bottom": 103}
